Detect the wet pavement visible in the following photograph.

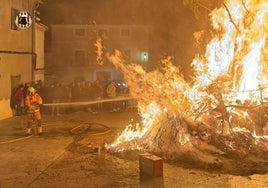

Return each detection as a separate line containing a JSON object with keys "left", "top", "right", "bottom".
{"left": 0, "top": 109, "right": 267, "bottom": 188}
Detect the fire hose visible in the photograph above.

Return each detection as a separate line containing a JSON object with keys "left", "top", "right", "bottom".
{"left": 42, "top": 96, "right": 135, "bottom": 107}
{"left": 69, "top": 122, "right": 111, "bottom": 136}
{"left": 0, "top": 121, "right": 112, "bottom": 145}
{"left": 0, "top": 97, "right": 135, "bottom": 144}
{"left": 0, "top": 134, "right": 33, "bottom": 144}
{"left": 0, "top": 97, "right": 133, "bottom": 145}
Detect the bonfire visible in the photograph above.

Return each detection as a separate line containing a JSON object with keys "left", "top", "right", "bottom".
{"left": 105, "top": 0, "right": 268, "bottom": 174}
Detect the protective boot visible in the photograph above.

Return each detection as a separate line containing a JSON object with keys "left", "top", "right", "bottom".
{"left": 37, "top": 126, "right": 43, "bottom": 135}
{"left": 26, "top": 128, "right": 32, "bottom": 135}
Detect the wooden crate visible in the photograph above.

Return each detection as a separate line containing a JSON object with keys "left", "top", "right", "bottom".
{"left": 139, "top": 153, "right": 163, "bottom": 177}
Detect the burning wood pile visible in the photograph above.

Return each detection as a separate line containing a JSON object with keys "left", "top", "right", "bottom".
{"left": 104, "top": 0, "right": 268, "bottom": 173}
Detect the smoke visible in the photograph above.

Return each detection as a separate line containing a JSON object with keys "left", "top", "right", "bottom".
{"left": 39, "top": 0, "right": 205, "bottom": 74}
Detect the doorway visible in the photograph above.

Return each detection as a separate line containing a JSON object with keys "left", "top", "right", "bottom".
{"left": 10, "top": 75, "right": 21, "bottom": 91}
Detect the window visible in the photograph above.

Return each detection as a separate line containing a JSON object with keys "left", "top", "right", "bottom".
{"left": 11, "top": 8, "right": 18, "bottom": 30}
{"left": 98, "top": 29, "right": 108, "bottom": 38}
{"left": 121, "top": 29, "right": 130, "bottom": 37}
{"left": 74, "top": 50, "right": 86, "bottom": 66}
{"left": 75, "top": 29, "right": 85, "bottom": 36}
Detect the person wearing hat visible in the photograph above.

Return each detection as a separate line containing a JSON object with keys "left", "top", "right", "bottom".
{"left": 24, "top": 86, "right": 43, "bottom": 135}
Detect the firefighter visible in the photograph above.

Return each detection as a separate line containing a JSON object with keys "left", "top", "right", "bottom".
{"left": 25, "top": 86, "right": 43, "bottom": 135}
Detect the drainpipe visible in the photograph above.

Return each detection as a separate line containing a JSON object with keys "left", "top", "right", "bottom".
{"left": 32, "top": 16, "right": 35, "bottom": 81}
{"left": 0, "top": 51, "right": 36, "bottom": 55}
{"left": 32, "top": 4, "right": 36, "bottom": 82}
{"left": 31, "top": 0, "right": 42, "bottom": 81}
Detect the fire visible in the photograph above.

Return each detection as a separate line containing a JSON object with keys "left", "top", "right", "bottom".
{"left": 95, "top": 37, "right": 104, "bottom": 65}
{"left": 106, "top": 0, "right": 268, "bottom": 152}
{"left": 108, "top": 102, "right": 163, "bottom": 152}
{"left": 206, "top": 0, "right": 268, "bottom": 103}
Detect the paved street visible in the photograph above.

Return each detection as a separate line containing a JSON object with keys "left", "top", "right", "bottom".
{"left": 0, "top": 109, "right": 267, "bottom": 188}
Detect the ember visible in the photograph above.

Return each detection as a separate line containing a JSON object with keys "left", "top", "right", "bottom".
{"left": 105, "top": 0, "right": 268, "bottom": 173}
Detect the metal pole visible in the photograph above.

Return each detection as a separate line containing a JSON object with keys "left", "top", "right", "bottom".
{"left": 31, "top": 0, "right": 42, "bottom": 82}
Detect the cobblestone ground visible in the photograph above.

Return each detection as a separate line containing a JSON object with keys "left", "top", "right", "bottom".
{"left": 0, "top": 109, "right": 267, "bottom": 188}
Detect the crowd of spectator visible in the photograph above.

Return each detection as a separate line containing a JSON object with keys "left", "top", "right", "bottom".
{"left": 10, "top": 80, "right": 136, "bottom": 116}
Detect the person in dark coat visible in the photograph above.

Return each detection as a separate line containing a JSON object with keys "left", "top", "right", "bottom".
{"left": 14, "top": 84, "right": 24, "bottom": 116}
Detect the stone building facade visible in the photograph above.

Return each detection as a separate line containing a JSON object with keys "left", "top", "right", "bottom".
{"left": 46, "top": 24, "right": 150, "bottom": 84}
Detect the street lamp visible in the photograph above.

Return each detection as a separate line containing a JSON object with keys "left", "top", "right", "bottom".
{"left": 141, "top": 52, "right": 148, "bottom": 62}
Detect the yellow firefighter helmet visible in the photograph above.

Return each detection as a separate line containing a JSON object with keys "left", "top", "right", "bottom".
{"left": 28, "top": 86, "right": 36, "bottom": 95}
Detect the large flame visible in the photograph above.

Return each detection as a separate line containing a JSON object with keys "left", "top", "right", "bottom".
{"left": 106, "top": 0, "right": 268, "bottom": 152}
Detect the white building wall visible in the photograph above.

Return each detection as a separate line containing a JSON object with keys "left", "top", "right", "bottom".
{"left": 0, "top": 0, "right": 46, "bottom": 120}
{"left": 0, "top": 55, "right": 32, "bottom": 119}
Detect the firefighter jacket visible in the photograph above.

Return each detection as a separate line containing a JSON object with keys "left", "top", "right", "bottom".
{"left": 25, "top": 93, "right": 43, "bottom": 113}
